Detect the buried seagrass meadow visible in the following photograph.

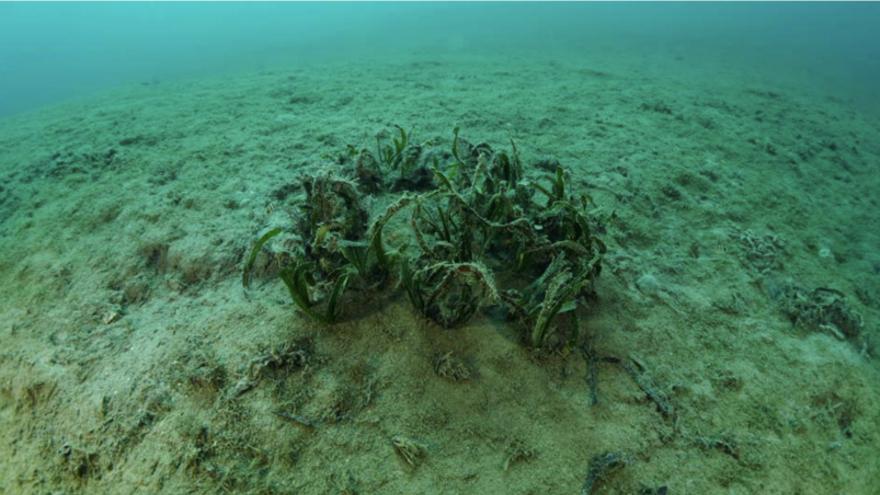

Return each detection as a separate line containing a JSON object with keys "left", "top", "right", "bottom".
{"left": 242, "top": 126, "right": 606, "bottom": 350}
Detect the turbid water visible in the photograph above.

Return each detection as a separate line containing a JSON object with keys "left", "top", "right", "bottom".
{"left": 1, "top": 4, "right": 879, "bottom": 494}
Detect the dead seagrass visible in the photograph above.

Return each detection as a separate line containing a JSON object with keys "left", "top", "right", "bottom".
{"left": 242, "top": 126, "right": 606, "bottom": 349}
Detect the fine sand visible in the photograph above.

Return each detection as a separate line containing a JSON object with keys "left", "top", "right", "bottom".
{"left": 1, "top": 55, "right": 878, "bottom": 494}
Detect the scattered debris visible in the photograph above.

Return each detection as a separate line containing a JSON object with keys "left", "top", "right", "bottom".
{"left": 433, "top": 351, "right": 472, "bottom": 382}
{"left": 581, "top": 451, "right": 628, "bottom": 495}
{"left": 734, "top": 228, "right": 785, "bottom": 273}
{"left": 606, "top": 355, "right": 674, "bottom": 419}
{"left": 102, "top": 310, "right": 122, "bottom": 325}
{"left": 694, "top": 434, "right": 740, "bottom": 460}
{"left": 502, "top": 439, "right": 536, "bottom": 471}
{"left": 246, "top": 338, "right": 312, "bottom": 381}
{"left": 639, "top": 486, "right": 669, "bottom": 495}
{"left": 273, "top": 410, "right": 319, "bottom": 431}
{"left": 331, "top": 471, "right": 361, "bottom": 495}
{"left": 779, "top": 285, "right": 863, "bottom": 340}
{"left": 60, "top": 443, "right": 101, "bottom": 481}
{"left": 580, "top": 339, "right": 600, "bottom": 406}
{"left": 227, "top": 339, "right": 312, "bottom": 399}
{"left": 391, "top": 435, "right": 428, "bottom": 468}
{"left": 640, "top": 101, "right": 673, "bottom": 115}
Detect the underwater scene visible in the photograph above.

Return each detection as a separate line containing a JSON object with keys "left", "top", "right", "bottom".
{"left": 1, "top": 2, "right": 879, "bottom": 494}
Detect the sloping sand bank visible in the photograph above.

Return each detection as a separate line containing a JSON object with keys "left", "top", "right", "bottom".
{"left": 1, "top": 57, "right": 878, "bottom": 494}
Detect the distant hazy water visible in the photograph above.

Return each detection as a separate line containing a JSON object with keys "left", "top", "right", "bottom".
{"left": 1, "top": 2, "right": 878, "bottom": 118}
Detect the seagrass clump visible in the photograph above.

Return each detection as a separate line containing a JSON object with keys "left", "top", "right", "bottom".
{"left": 243, "top": 126, "right": 606, "bottom": 349}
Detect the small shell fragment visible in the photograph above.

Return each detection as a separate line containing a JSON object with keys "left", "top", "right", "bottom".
{"left": 103, "top": 311, "right": 121, "bottom": 325}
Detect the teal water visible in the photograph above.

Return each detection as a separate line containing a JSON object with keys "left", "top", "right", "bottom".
{"left": 1, "top": 3, "right": 879, "bottom": 117}
{"left": 1, "top": 3, "right": 879, "bottom": 494}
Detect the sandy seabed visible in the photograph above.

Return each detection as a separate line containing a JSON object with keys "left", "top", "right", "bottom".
{"left": 1, "top": 55, "right": 879, "bottom": 494}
